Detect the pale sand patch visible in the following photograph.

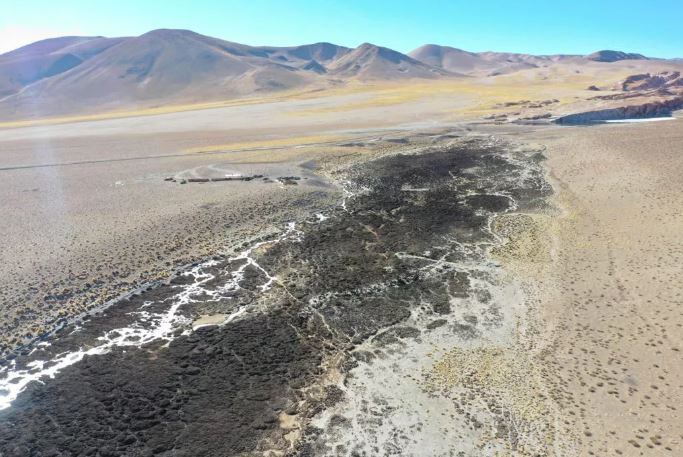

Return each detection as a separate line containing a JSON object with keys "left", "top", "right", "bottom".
{"left": 181, "top": 134, "right": 342, "bottom": 154}
{"left": 0, "top": 136, "right": 343, "bottom": 356}
{"left": 526, "top": 119, "right": 683, "bottom": 455}
{"left": 191, "top": 314, "right": 229, "bottom": 331}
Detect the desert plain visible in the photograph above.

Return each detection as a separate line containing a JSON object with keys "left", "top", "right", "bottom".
{"left": 0, "top": 32, "right": 681, "bottom": 456}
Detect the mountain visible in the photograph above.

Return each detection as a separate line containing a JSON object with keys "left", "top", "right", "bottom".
{"left": 0, "top": 30, "right": 453, "bottom": 119}
{"left": 0, "top": 36, "right": 125, "bottom": 98}
{"left": 409, "top": 44, "right": 485, "bottom": 73}
{"left": 586, "top": 50, "right": 649, "bottom": 62}
{"left": 409, "top": 44, "right": 573, "bottom": 76}
{"left": 4, "top": 30, "right": 305, "bottom": 109}
{"left": 0, "top": 30, "right": 668, "bottom": 121}
{"left": 0, "top": 30, "right": 338, "bottom": 118}
{"left": 261, "top": 42, "right": 351, "bottom": 64}
{"left": 328, "top": 43, "right": 451, "bottom": 79}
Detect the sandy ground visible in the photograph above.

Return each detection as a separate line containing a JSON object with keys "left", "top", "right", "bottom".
{"left": 0, "top": 128, "right": 353, "bottom": 355}
{"left": 525, "top": 119, "right": 683, "bottom": 455}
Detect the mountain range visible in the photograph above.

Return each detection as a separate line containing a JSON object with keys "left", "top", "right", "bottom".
{"left": 0, "top": 28, "right": 661, "bottom": 119}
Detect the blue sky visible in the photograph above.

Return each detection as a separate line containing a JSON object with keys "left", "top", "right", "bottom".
{"left": 1, "top": 0, "right": 681, "bottom": 57}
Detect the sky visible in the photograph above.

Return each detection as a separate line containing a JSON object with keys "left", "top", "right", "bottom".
{"left": 1, "top": 0, "right": 682, "bottom": 58}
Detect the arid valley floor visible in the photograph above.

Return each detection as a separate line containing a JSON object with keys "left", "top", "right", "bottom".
{"left": 0, "top": 57, "right": 682, "bottom": 456}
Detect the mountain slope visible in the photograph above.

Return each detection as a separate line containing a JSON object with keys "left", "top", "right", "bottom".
{"left": 0, "top": 32, "right": 458, "bottom": 119}
{"left": 328, "top": 43, "right": 451, "bottom": 79}
{"left": 0, "top": 36, "right": 125, "bottom": 98}
{"left": 262, "top": 42, "right": 351, "bottom": 64}
{"left": 586, "top": 50, "right": 649, "bottom": 62}
{"left": 409, "top": 44, "right": 575, "bottom": 75}
{"left": 1, "top": 29, "right": 323, "bottom": 118}
{"left": 409, "top": 44, "right": 484, "bottom": 73}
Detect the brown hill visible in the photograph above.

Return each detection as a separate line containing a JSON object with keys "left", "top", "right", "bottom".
{"left": 330, "top": 43, "right": 451, "bottom": 79}
{"left": 0, "top": 36, "right": 125, "bottom": 98}
{"left": 2, "top": 31, "right": 670, "bottom": 121}
{"left": 409, "top": 44, "right": 484, "bottom": 73}
{"left": 0, "top": 31, "right": 454, "bottom": 119}
{"left": 586, "top": 50, "right": 649, "bottom": 62}
{"left": 0, "top": 30, "right": 327, "bottom": 118}
{"left": 261, "top": 42, "right": 351, "bottom": 64}
{"left": 409, "top": 44, "right": 576, "bottom": 76}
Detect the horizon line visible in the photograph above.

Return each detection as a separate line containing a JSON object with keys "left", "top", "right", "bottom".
{"left": 2, "top": 28, "right": 678, "bottom": 61}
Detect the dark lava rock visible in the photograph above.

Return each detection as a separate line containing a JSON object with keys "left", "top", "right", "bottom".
{"left": 0, "top": 139, "right": 551, "bottom": 456}
{"left": 426, "top": 319, "right": 448, "bottom": 330}
{"left": 0, "top": 310, "right": 325, "bottom": 457}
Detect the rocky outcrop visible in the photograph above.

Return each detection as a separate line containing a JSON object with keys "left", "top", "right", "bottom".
{"left": 555, "top": 96, "right": 683, "bottom": 124}
{"left": 620, "top": 71, "right": 681, "bottom": 91}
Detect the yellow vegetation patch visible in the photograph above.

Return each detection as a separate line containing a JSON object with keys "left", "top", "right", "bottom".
{"left": 490, "top": 213, "right": 553, "bottom": 272}
{"left": 0, "top": 85, "right": 338, "bottom": 129}
{"left": 289, "top": 78, "right": 587, "bottom": 117}
{"left": 0, "top": 64, "right": 640, "bottom": 129}
{"left": 423, "top": 345, "right": 561, "bottom": 455}
{"left": 425, "top": 346, "right": 548, "bottom": 423}
{"left": 289, "top": 65, "right": 644, "bottom": 119}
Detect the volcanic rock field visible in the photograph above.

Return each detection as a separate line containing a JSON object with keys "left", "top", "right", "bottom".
{"left": 0, "top": 137, "right": 553, "bottom": 456}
